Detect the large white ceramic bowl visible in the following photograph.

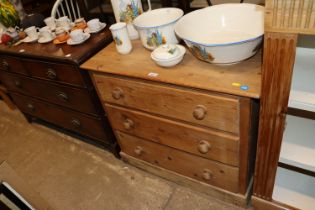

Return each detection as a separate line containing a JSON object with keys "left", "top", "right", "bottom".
{"left": 133, "top": 8, "right": 184, "bottom": 50}
{"left": 175, "top": 4, "right": 264, "bottom": 64}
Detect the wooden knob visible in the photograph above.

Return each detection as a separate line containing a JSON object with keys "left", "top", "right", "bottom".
{"left": 123, "top": 118, "right": 134, "bottom": 130}
{"left": 111, "top": 88, "right": 124, "bottom": 100}
{"left": 202, "top": 169, "right": 213, "bottom": 181}
{"left": 14, "top": 80, "right": 22, "bottom": 88}
{"left": 57, "top": 92, "right": 69, "bottom": 101}
{"left": 197, "top": 140, "right": 211, "bottom": 154}
{"left": 71, "top": 119, "right": 81, "bottom": 128}
{"left": 134, "top": 146, "right": 143, "bottom": 156}
{"left": 193, "top": 105, "right": 207, "bottom": 120}
{"left": 1, "top": 60, "right": 9, "bottom": 71}
{"left": 46, "top": 68, "right": 57, "bottom": 79}
{"left": 27, "top": 103, "right": 35, "bottom": 112}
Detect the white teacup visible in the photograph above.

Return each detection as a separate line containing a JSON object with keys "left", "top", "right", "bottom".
{"left": 39, "top": 26, "right": 54, "bottom": 40}
{"left": 24, "top": 26, "right": 39, "bottom": 39}
{"left": 87, "top": 19, "right": 101, "bottom": 31}
{"left": 44, "top": 17, "right": 56, "bottom": 29}
{"left": 70, "top": 29, "right": 85, "bottom": 43}
{"left": 56, "top": 16, "right": 71, "bottom": 29}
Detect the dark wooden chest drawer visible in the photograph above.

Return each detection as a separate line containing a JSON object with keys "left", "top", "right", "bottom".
{"left": 11, "top": 93, "right": 111, "bottom": 143}
{"left": 23, "top": 59, "right": 85, "bottom": 87}
{"left": 0, "top": 55, "right": 27, "bottom": 75}
{"left": 0, "top": 71, "right": 97, "bottom": 115}
{"left": 117, "top": 131, "right": 239, "bottom": 193}
{"left": 106, "top": 104, "right": 239, "bottom": 166}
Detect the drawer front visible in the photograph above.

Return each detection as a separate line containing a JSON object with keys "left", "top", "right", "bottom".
{"left": 23, "top": 59, "right": 85, "bottom": 87}
{"left": 0, "top": 55, "right": 27, "bottom": 75}
{"left": 93, "top": 74, "right": 240, "bottom": 134}
{"left": 106, "top": 104, "right": 239, "bottom": 166}
{"left": 117, "top": 132, "right": 239, "bottom": 192}
{"left": 11, "top": 93, "right": 111, "bottom": 143}
{"left": 1, "top": 72, "right": 97, "bottom": 115}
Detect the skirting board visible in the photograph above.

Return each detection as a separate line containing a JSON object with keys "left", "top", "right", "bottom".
{"left": 252, "top": 196, "right": 299, "bottom": 210}
{"left": 121, "top": 152, "right": 251, "bottom": 208}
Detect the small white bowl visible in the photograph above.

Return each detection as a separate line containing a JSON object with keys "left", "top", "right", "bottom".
{"left": 151, "top": 44, "right": 186, "bottom": 67}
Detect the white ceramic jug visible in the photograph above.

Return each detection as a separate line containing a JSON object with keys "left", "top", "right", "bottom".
{"left": 110, "top": 0, "right": 151, "bottom": 40}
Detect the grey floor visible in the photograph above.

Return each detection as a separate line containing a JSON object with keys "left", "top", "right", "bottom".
{"left": 0, "top": 101, "right": 244, "bottom": 210}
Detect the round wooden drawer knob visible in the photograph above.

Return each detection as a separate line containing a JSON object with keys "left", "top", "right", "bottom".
{"left": 193, "top": 105, "right": 207, "bottom": 120}
{"left": 123, "top": 118, "right": 134, "bottom": 130}
{"left": 202, "top": 169, "right": 213, "bottom": 181}
{"left": 198, "top": 140, "right": 211, "bottom": 154}
{"left": 71, "top": 119, "right": 81, "bottom": 129}
{"left": 2, "top": 61, "right": 9, "bottom": 70}
{"left": 27, "top": 103, "right": 35, "bottom": 112}
{"left": 111, "top": 88, "right": 124, "bottom": 100}
{"left": 58, "top": 92, "right": 69, "bottom": 102}
{"left": 46, "top": 68, "right": 57, "bottom": 80}
{"left": 134, "top": 146, "right": 143, "bottom": 156}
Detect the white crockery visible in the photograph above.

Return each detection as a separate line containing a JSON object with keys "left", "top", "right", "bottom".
{"left": 67, "top": 33, "right": 90, "bottom": 45}
{"left": 84, "top": 22, "right": 106, "bottom": 33}
{"left": 151, "top": 44, "right": 186, "bottom": 67}
{"left": 44, "top": 17, "right": 56, "bottom": 30}
{"left": 69, "top": 29, "right": 85, "bottom": 43}
{"left": 56, "top": 16, "right": 71, "bottom": 30}
{"left": 24, "top": 26, "right": 39, "bottom": 39}
{"left": 133, "top": 8, "right": 183, "bottom": 50}
{"left": 87, "top": 19, "right": 102, "bottom": 31}
{"left": 110, "top": 22, "right": 133, "bottom": 54}
{"left": 175, "top": 3, "right": 264, "bottom": 64}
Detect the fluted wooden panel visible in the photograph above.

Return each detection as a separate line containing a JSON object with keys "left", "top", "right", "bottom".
{"left": 265, "top": 0, "right": 315, "bottom": 34}
{"left": 253, "top": 32, "right": 298, "bottom": 199}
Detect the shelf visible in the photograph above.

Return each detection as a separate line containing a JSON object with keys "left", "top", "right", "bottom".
{"left": 289, "top": 37, "right": 315, "bottom": 113}
{"left": 280, "top": 115, "right": 315, "bottom": 173}
{"left": 273, "top": 167, "right": 315, "bottom": 210}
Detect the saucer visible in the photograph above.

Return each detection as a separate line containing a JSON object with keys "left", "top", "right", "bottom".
{"left": 23, "top": 36, "right": 38, "bottom": 43}
{"left": 84, "top": 23, "right": 106, "bottom": 34}
{"left": 38, "top": 36, "right": 54, "bottom": 44}
{"left": 67, "top": 33, "right": 90, "bottom": 45}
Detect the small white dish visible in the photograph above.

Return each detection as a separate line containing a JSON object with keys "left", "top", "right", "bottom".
{"left": 67, "top": 33, "right": 90, "bottom": 45}
{"left": 84, "top": 22, "right": 106, "bottom": 34}
{"left": 151, "top": 44, "right": 186, "bottom": 67}
{"left": 23, "top": 35, "right": 39, "bottom": 43}
{"left": 38, "top": 36, "right": 54, "bottom": 44}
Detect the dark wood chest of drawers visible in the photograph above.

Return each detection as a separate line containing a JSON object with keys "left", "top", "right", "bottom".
{"left": 0, "top": 29, "right": 118, "bottom": 156}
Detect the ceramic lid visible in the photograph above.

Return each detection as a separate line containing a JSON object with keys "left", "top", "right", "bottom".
{"left": 152, "top": 44, "right": 181, "bottom": 60}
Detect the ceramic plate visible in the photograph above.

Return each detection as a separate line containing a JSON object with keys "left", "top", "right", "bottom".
{"left": 67, "top": 33, "right": 90, "bottom": 45}
{"left": 38, "top": 36, "right": 54, "bottom": 44}
{"left": 23, "top": 36, "right": 39, "bottom": 43}
{"left": 84, "top": 23, "right": 106, "bottom": 34}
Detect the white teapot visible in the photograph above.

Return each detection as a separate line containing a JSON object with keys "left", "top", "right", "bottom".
{"left": 110, "top": 0, "right": 151, "bottom": 40}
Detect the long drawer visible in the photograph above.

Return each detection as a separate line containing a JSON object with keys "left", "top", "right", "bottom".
{"left": 23, "top": 59, "right": 85, "bottom": 87}
{"left": 106, "top": 104, "right": 239, "bottom": 166}
{"left": 0, "top": 71, "right": 97, "bottom": 115}
{"left": 11, "top": 93, "right": 111, "bottom": 143}
{"left": 0, "top": 55, "right": 27, "bottom": 75}
{"left": 117, "top": 131, "right": 239, "bottom": 192}
{"left": 93, "top": 74, "right": 240, "bottom": 134}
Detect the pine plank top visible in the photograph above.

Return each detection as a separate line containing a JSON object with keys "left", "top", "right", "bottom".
{"left": 81, "top": 40, "right": 261, "bottom": 99}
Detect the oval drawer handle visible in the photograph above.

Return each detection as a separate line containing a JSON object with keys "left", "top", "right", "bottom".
{"left": 1, "top": 60, "right": 9, "bottom": 71}
{"left": 27, "top": 103, "right": 35, "bottom": 112}
{"left": 57, "top": 92, "right": 69, "bottom": 101}
{"left": 111, "top": 88, "right": 124, "bottom": 100}
{"left": 134, "top": 146, "right": 143, "bottom": 156}
{"left": 202, "top": 169, "right": 213, "bottom": 181}
{"left": 123, "top": 118, "right": 134, "bottom": 130}
{"left": 197, "top": 140, "right": 211, "bottom": 154}
{"left": 193, "top": 105, "right": 207, "bottom": 120}
{"left": 14, "top": 80, "right": 22, "bottom": 88}
{"left": 46, "top": 68, "right": 57, "bottom": 80}
{"left": 71, "top": 119, "right": 81, "bottom": 128}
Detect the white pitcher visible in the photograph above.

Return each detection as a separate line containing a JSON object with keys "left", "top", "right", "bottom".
{"left": 110, "top": 0, "right": 151, "bottom": 40}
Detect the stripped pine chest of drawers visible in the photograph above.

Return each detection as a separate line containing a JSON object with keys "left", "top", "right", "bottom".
{"left": 81, "top": 40, "right": 261, "bottom": 207}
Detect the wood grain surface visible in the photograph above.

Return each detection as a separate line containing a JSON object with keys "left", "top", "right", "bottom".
{"left": 105, "top": 104, "right": 239, "bottom": 166}
{"left": 253, "top": 32, "right": 298, "bottom": 199}
{"left": 81, "top": 40, "right": 261, "bottom": 99}
{"left": 117, "top": 131, "right": 239, "bottom": 193}
{"left": 93, "top": 74, "right": 241, "bottom": 134}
